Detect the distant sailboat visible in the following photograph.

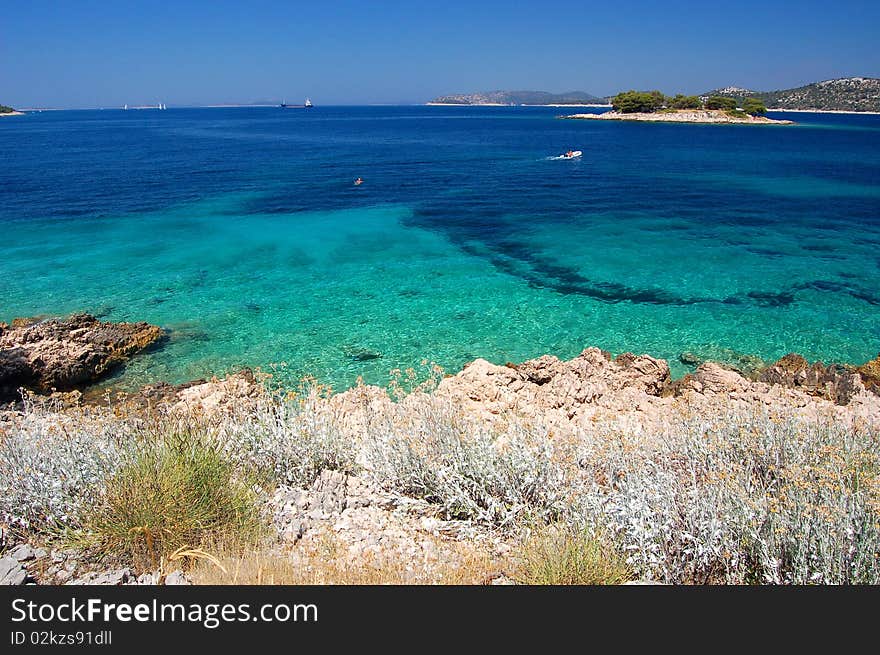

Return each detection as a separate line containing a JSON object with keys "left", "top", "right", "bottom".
{"left": 123, "top": 104, "right": 128, "bottom": 110}
{"left": 305, "top": 98, "right": 313, "bottom": 108}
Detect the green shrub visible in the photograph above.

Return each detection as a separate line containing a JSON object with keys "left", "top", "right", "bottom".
{"left": 742, "top": 98, "right": 767, "bottom": 115}
{"left": 668, "top": 94, "right": 703, "bottom": 109}
{"left": 515, "top": 525, "right": 632, "bottom": 585}
{"left": 705, "top": 96, "right": 737, "bottom": 110}
{"left": 612, "top": 90, "right": 666, "bottom": 113}
{"left": 0, "top": 105, "right": 14, "bottom": 114}
{"left": 79, "top": 433, "right": 262, "bottom": 569}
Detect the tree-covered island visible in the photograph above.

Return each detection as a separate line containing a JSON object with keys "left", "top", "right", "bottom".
{"left": 562, "top": 90, "right": 792, "bottom": 124}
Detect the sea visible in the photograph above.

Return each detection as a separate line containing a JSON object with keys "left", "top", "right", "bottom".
{"left": 1, "top": 105, "right": 879, "bottom": 391}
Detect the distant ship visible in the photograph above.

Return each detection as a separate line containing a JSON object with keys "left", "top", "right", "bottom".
{"left": 280, "top": 98, "right": 313, "bottom": 109}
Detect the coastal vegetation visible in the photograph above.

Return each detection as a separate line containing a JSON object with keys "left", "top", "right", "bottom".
{"left": 0, "top": 105, "right": 16, "bottom": 114}
{"left": 668, "top": 94, "right": 703, "bottom": 109}
{"left": 610, "top": 90, "right": 666, "bottom": 113}
{"left": 741, "top": 97, "right": 767, "bottom": 115}
{"left": 76, "top": 432, "right": 263, "bottom": 570}
{"left": 704, "top": 96, "right": 737, "bottom": 110}
{"left": 612, "top": 90, "right": 767, "bottom": 115}
{"left": 514, "top": 526, "right": 632, "bottom": 585}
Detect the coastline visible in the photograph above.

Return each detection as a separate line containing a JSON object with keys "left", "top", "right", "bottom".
{"left": 3, "top": 327, "right": 879, "bottom": 586}
{"left": 767, "top": 107, "right": 880, "bottom": 115}
{"left": 425, "top": 102, "right": 613, "bottom": 108}
{"left": 425, "top": 102, "right": 511, "bottom": 106}
{"left": 562, "top": 109, "right": 795, "bottom": 125}
{"left": 522, "top": 103, "right": 612, "bottom": 108}
{"left": 0, "top": 111, "right": 24, "bottom": 117}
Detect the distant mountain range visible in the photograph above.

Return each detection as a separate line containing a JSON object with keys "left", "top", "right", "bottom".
{"left": 430, "top": 78, "right": 880, "bottom": 112}
{"left": 429, "top": 90, "right": 608, "bottom": 105}
{"left": 703, "top": 77, "right": 880, "bottom": 112}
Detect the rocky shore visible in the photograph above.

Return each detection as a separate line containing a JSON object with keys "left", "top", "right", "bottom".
{"left": 0, "top": 314, "right": 164, "bottom": 402}
{"left": 562, "top": 109, "right": 795, "bottom": 125}
{"left": 1, "top": 314, "right": 878, "bottom": 585}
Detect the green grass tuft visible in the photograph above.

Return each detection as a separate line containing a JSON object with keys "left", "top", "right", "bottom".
{"left": 78, "top": 432, "right": 263, "bottom": 569}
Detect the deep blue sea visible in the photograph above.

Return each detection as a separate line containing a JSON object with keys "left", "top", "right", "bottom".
{"left": 1, "top": 106, "right": 879, "bottom": 390}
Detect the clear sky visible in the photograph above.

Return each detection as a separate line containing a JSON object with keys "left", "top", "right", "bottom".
{"left": 3, "top": 0, "right": 879, "bottom": 108}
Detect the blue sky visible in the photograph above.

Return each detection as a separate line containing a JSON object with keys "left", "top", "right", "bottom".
{"left": 3, "top": 0, "right": 879, "bottom": 107}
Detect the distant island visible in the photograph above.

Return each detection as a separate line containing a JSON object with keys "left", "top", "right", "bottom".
{"left": 428, "top": 90, "right": 609, "bottom": 106}
{"left": 430, "top": 78, "right": 880, "bottom": 112}
{"left": 0, "top": 104, "right": 24, "bottom": 116}
{"left": 705, "top": 77, "right": 880, "bottom": 113}
{"left": 562, "top": 90, "right": 794, "bottom": 125}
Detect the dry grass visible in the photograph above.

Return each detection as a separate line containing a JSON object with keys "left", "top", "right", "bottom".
{"left": 190, "top": 533, "right": 508, "bottom": 585}
{"left": 514, "top": 525, "right": 632, "bottom": 585}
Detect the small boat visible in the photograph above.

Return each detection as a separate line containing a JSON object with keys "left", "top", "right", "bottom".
{"left": 305, "top": 98, "right": 313, "bottom": 108}
{"left": 560, "top": 150, "right": 582, "bottom": 159}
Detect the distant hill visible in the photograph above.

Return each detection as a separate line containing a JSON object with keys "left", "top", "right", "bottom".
{"left": 429, "top": 90, "right": 608, "bottom": 105}
{"left": 703, "top": 77, "right": 880, "bottom": 112}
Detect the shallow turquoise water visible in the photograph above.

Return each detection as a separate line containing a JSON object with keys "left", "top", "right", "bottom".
{"left": 1, "top": 106, "right": 878, "bottom": 389}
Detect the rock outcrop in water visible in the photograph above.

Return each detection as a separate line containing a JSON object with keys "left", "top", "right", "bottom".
{"left": 0, "top": 313, "right": 164, "bottom": 401}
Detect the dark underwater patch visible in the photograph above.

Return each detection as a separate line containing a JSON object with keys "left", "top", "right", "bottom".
{"left": 746, "top": 290, "right": 796, "bottom": 307}
{"left": 409, "top": 204, "right": 878, "bottom": 311}
{"left": 745, "top": 246, "right": 786, "bottom": 258}
{"left": 793, "top": 279, "right": 880, "bottom": 305}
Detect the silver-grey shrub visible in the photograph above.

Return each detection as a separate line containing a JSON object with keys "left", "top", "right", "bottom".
{"left": 362, "top": 399, "right": 573, "bottom": 527}
{"left": 572, "top": 409, "right": 880, "bottom": 584}
{"left": 0, "top": 401, "right": 127, "bottom": 536}
{"left": 218, "top": 392, "right": 360, "bottom": 487}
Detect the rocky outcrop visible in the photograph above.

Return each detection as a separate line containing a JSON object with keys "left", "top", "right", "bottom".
{"left": 103, "top": 344, "right": 880, "bottom": 438}
{"left": 757, "top": 354, "right": 864, "bottom": 405}
{"left": 857, "top": 354, "right": 880, "bottom": 395}
{"left": 420, "top": 347, "right": 880, "bottom": 435}
{"left": 429, "top": 348, "right": 673, "bottom": 434}
{"left": 0, "top": 314, "right": 164, "bottom": 401}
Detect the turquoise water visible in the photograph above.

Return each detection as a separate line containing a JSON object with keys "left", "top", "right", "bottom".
{"left": 1, "top": 106, "right": 879, "bottom": 389}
